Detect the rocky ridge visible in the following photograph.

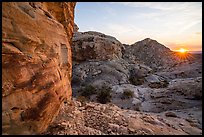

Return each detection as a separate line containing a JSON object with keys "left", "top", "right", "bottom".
{"left": 123, "top": 38, "right": 185, "bottom": 70}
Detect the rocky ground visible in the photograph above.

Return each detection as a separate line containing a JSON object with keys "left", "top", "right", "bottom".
{"left": 43, "top": 100, "right": 201, "bottom": 135}
{"left": 43, "top": 29, "right": 202, "bottom": 135}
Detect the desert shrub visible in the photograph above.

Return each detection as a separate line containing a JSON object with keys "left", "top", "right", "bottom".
{"left": 96, "top": 85, "right": 112, "bottom": 104}
{"left": 162, "top": 80, "right": 169, "bottom": 88}
{"left": 80, "top": 82, "right": 86, "bottom": 87}
{"left": 78, "top": 85, "right": 96, "bottom": 99}
{"left": 148, "top": 82, "right": 159, "bottom": 88}
{"left": 148, "top": 80, "right": 168, "bottom": 88}
{"left": 129, "top": 76, "right": 145, "bottom": 86}
{"left": 121, "top": 89, "right": 134, "bottom": 99}
{"left": 129, "top": 69, "right": 145, "bottom": 86}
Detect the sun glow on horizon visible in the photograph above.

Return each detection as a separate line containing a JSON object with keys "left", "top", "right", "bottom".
{"left": 174, "top": 48, "right": 193, "bottom": 61}
{"left": 176, "top": 48, "right": 189, "bottom": 53}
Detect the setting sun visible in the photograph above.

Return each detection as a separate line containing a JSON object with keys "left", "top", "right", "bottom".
{"left": 177, "top": 48, "right": 188, "bottom": 53}
{"left": 174, "top": 47, "right": 192, "bottom": 61}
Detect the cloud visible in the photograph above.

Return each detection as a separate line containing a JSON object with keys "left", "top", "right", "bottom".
{"left": 105, "top": 23, "right": 143, "bottom": 34}
{"left": 111, "top": 2, "right": 202, "bottom": 11}
{"left": 115, "top": 2, "right": 178, "bottom": 10}
{"left": 89, "top": 22, "right": 150, "bottom": 44}
{"left": 111, "top": 2, "right": 202, "bottom": 25}
{"left": 177, "top": 20, "right": 202, "bottom": 34}
{"left": 104, "top": 6, "right": 117, "bottom": 16}
{"left": 107, "top": 24, "right": 131, "bottom": 33}
{"left": 120, "top": 2, "right": 202, "bottom": 36}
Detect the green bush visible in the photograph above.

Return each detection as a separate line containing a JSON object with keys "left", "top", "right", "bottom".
{"left": 78, "top": 85, "right": 96, "bottom": 99}
{"left": 121, "top": 89, "right": 134, "bottom": 99}
{"left": 96, "top": 85, "right": 112, "bottom": 104}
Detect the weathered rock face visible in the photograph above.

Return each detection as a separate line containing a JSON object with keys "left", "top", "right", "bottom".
{"left": 72, "top": 31, "right": 123, "bottom": 62}
{"left": 2, "top": 2, "right": 76, "bottom": 134}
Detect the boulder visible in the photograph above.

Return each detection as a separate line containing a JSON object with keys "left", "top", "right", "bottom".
{"left": 145, "top": 74, "right": 169, "bottom": 88}
{"left": 72, "top": 31, "right": 124, "bottom": 61}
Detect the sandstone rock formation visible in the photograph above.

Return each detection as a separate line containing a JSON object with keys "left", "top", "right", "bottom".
{"left": 2, "top": 2, "right": 76, "bottom": 134}
{"left": 72, "top": 31, "right": 124, "bottom": 61}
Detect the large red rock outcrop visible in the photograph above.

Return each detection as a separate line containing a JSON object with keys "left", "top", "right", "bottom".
{"left": 2, "top": 2, "right": 76, "bottom": 134}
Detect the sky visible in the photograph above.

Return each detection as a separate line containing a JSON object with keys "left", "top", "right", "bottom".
{"left": 75, "top": 2, "right": 202, "bottom": 51}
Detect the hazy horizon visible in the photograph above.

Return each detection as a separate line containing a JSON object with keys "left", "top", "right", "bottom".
{"left": 75, "top": 2, "right": 202, "bottom": 52}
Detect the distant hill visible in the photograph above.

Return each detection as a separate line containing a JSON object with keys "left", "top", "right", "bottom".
{"left": 188, "top": 51, "right": 202, "bottom": 54}
{"left": 123, "top": 38, "right": 182, "bottom": 70}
